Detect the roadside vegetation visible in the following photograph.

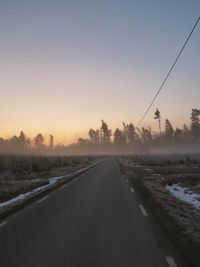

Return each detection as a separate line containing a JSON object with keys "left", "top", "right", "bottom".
{"left": 0, "top": 155, "right": 99, "bottom": 202}
{"left": 119, "top": 154, "right": 200, "bottom": 248}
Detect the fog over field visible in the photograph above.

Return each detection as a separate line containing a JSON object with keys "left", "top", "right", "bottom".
{"left": 0, "top": 109, "right": 200, "bottom": 156}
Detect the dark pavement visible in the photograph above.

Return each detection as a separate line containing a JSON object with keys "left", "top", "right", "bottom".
{"left": 0, "top": 159, "right": 179, "bottom": 267}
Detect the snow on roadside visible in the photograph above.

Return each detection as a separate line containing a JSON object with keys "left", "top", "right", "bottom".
{"left": 49, "top": 175, "right": 68, "bottom": 185}
{"left": 0, "top": 159, "right": 103, "bottom": 210}
{"left": 166, "top": 183, "right": 200, "bottom": 209}
{"left": 0, "top": 175, "right": 67, "bottom": 208}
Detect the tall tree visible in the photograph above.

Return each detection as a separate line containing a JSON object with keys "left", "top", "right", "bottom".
{"left": 34, "top": 133, "right": 45, "bottom": 153}
{"left": 190, "top": 108, "right": 200, "bottom": 139}
{"left": 128, "top": 123, "right": 138, "bottom": 143}
{"left": 165, "top": 119, "right": 174, "bottom": 139}
{"left": 123, "top": 122, "right": 139, "bottom": 144}
{"left": 113, "top": 128, "right": 126, "bottom": 146}
{"left": 95, "top": 129, "right": 100, "bottom": 144}
{"left": 100, "top": 120, "right": 111, "bottom": 144}
{"left": 141, "top": 127, "right": 152, "bottom": 143}
{"left": 154, "top": 108, "right": 161, "bottom": 136}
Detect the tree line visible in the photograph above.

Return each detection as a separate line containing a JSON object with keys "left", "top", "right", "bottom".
{"left": 0, "top": 132, "right": 54, "bottom": 154}
{"left": 77, "top": 108, "right": 200, "bottom": 154}
{"left": 0, "top": 108, "right": 200, "bottom": 155}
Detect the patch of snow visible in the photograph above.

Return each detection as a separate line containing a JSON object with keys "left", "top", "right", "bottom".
{"left": 49, "top": 175, "right": 66, "bottom": 185}
{"left": 0, "top": 191, "right": 33, "bottom": 208}
{"left": 166, "top": 183, "right": 200, "bottom": 209}
{"left": 0, "top": 175, "right": 67, "bottom": 208}
{"left": 0, "top": 159, "right": 102, "bottom": 210}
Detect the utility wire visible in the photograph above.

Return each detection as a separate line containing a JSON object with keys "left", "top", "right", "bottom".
{"left": 137, "top": 16, "right": 200, "bottom": 128}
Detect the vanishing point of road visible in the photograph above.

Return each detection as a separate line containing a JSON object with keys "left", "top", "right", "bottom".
{"left": 0, "top": 158, "right": 186, "bottom": 267}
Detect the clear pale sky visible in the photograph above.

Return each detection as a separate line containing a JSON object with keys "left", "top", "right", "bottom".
{"left": 0, "top": 1, "right": 199, "bottom": 144}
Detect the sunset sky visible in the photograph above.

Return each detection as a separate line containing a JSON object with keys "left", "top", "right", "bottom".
{"left": 0, "top": 1, "right": 200, "bottom": 144}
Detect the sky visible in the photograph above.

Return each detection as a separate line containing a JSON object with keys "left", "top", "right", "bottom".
{"left": 0, "top": 0, "right": 200, "bottom": 144}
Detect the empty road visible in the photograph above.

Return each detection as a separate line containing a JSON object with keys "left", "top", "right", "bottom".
{"left": 0, "top": 159, "right": 183, "bottom": 267}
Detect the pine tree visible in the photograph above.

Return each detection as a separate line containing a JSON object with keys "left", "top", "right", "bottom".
{"left": 154, "top": 108, "right": 161, "bottom": 136}
{"left": 100, "top": 120, "right": 111, "bottom": 144}
{"left": 190, "top": 108, "right": 200, "bottom": 139}
{"left": 113, "top": 128, "right": 126, "bottom": 146}
{"left": 165, "top": 119, "right": 174, "bottom": 139}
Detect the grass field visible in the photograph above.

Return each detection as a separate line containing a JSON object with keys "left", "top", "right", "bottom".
{"left": 0, "top": 155, "right": 100, "bottom": 202}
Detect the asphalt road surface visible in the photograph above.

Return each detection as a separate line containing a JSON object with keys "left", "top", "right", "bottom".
{"left": 0, "top": 158, "right": 184, "bottom": 267}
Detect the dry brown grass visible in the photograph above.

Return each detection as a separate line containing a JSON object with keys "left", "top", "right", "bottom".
{"left": 119, "top": 155, "right": 200, "bottom": 246}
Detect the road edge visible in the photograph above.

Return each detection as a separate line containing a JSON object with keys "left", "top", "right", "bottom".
{"left": 118, "top": 162, "right": 200, "bottom": 267}
{"left": 0, "top": 158, "right": 105, "bottom": 222}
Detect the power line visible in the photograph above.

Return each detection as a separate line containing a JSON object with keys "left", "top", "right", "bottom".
{"left": 137, "top": 16, "right": 200, "bottom": 128}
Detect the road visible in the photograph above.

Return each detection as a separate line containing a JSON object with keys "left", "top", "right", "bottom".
{"left": 0, "top": 158, "right": 182, "bottom": 267}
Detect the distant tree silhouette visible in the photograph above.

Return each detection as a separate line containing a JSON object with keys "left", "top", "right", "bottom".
{"left": 165, "top": 119, "right": 174, "bottom": 139}
{"left": 95, "top": 129, "right": 100, "bottom": 144}
{"left": 18, "top": 131, "right": 28, "bottom": 152}
{"left": 88, "top": 129, "right": 100, "bottom": 145}
{"left": 141, "top": 127, "right": 152, "bottom": 143}
{"left": 10, "top": 135, "right": 19, "bottom": 152}
{"left": 100, "top": 120, "right": 111, "bottom": 144}
{"left": 113, "top": 128, "right": 126, "bottom": 146}
{"left": 26, "top": 138, "right": 31, "bottom": 150}
{"left": 122, "top": 123, "right": 129, "bottom": 143}
{"left": 49, "top": 135, "right": 54, "bottom": 149}
{"left": 0, "top": 138, "right": 6, "bottom": 153}
{"left": 154, "top": 108, "right": 161, "bottom": 136}
{"left": 174, "top": 128, "right": 182, "bottom": 140}
{"left": 77, "top": 138, "right": 89, "bottom": 148}
{"left": 190, "top": 108, "right": 200, "bottom": 139}
{"left": 123, "top": 122, "right": 138, "bottom": 144}
{"left": 1, "top": 107, "right": 200, "bottom": 155}
{"left": 182, "top": 124, "right": 190, "bottom": 140}
{"left": 34, "top": 133, "right": 45, "bottom": 153}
